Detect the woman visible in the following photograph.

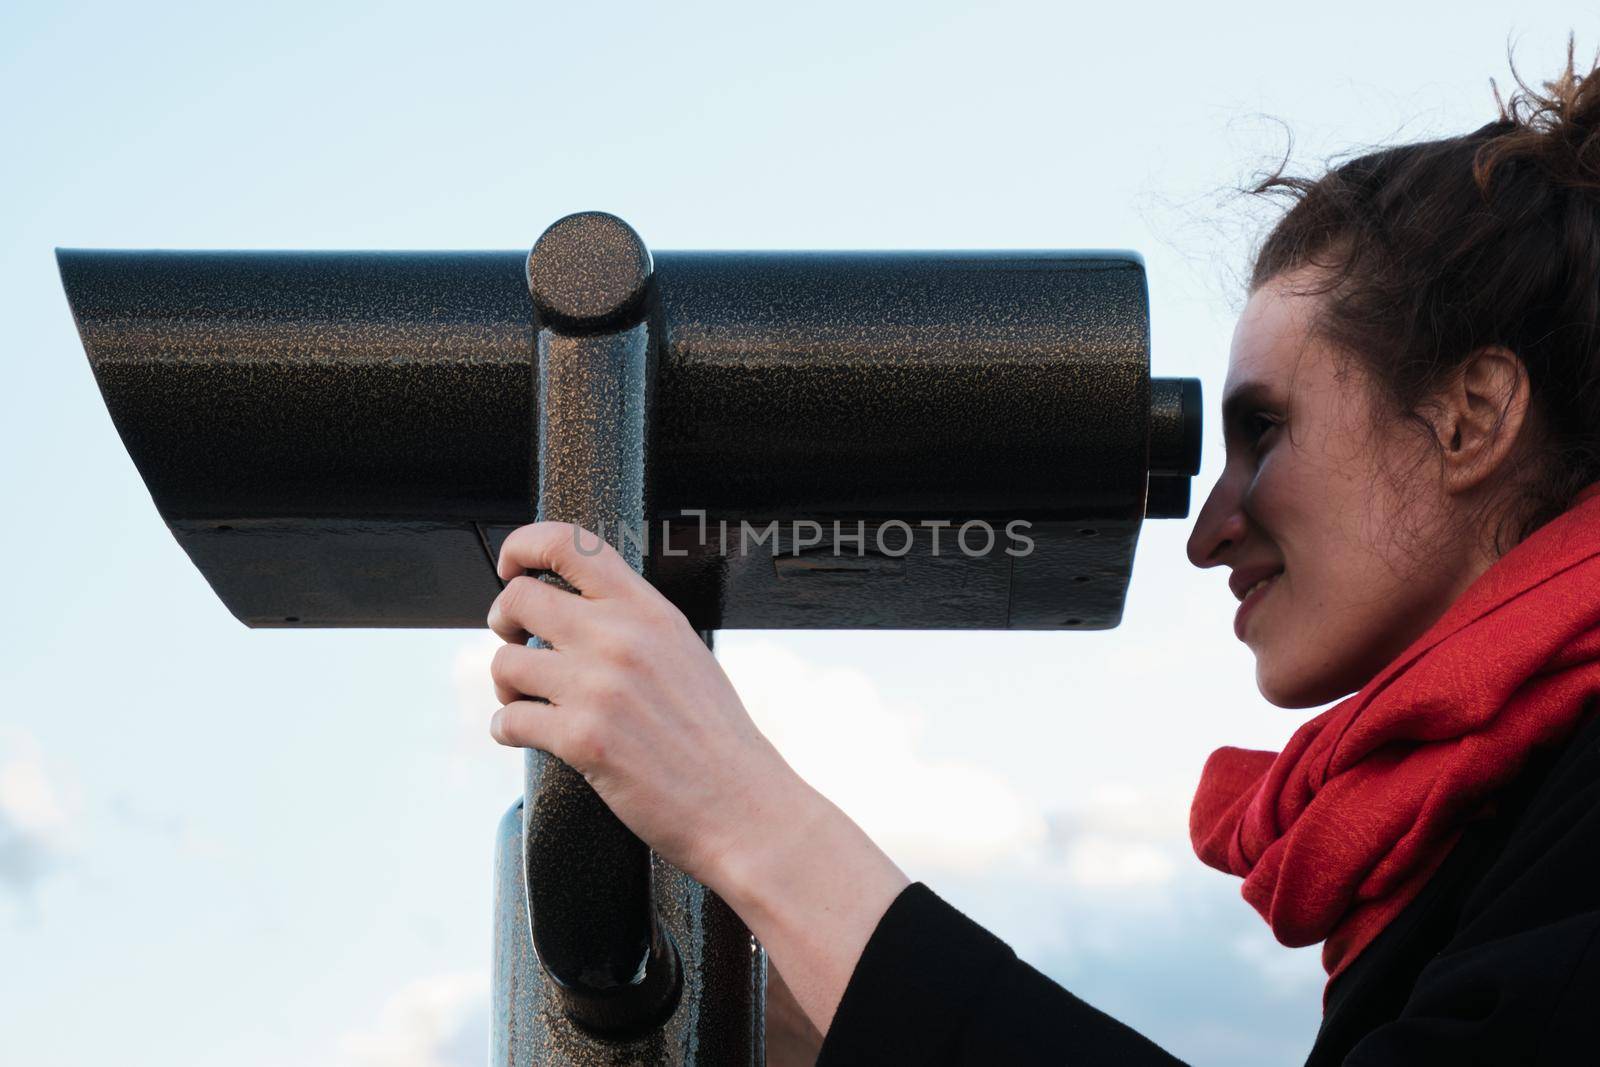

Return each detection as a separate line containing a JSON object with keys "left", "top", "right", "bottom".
{"left": 485, "top": 41, "right": 1600, "bottom": 1065}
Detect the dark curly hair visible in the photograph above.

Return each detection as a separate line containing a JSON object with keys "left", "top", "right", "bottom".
{"left": 1243, "top": 33, "right": 1600, "bottom": 555}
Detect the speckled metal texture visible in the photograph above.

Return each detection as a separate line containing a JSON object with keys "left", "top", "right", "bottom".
{"left": 527, "top": 212, "right": 655, "bottom": 333}
{"left": 520, "top": 214, "right": 692, "bottom": 1040}
{"left": 56, "top": 249, "right": 533, "bottom": 521}
{"left": 516, "top": 213, "right": 759, "bottom": 1060}
{"left": 649, "top": 250, "right": 1154, "bottom": 518}
{"left": 57, "top": 246, "right": 1200, "bottom": 631}
{"left": 494, "top": 796, "right": 766, "bottom": 1066}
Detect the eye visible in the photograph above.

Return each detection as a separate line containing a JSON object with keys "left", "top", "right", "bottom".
{"left": 1244, "top": 411, "right": 1280, "bottom": 448}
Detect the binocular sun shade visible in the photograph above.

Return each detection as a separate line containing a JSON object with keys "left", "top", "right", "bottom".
{"left": 59, "top": 242, "right": 1200, "bottom": 632}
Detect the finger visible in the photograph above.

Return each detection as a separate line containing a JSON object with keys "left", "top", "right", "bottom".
{"left": 496, "top": 521, "right": 638, "bottom": 599}
{"left": 487, "top": 573, "right": 590, "bottom": 646}
{"left": 490, "top": 643, "right": 574, "bottom": 707}
{"left": 490, "top": 698, "right": 583, "bottom": 759}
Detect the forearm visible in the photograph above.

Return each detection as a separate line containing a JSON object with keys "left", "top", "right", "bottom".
{"left": 481, "top": 528, "right": 909, "bottom": 1036}
{"left": 707, "top": 769, "right": 912, "bottom": 1038}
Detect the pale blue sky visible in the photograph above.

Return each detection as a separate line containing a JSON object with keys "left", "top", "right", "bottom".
{"left": 4, "top": 4, "right": 1596, "bottom": 1065}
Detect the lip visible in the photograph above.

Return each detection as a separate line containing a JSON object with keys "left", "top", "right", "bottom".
{"left": 1228, "top": 562, "right": 1285, "bottom": 602}
{"left": 1233, "top": 570, "right": 1282, "bottom": 640}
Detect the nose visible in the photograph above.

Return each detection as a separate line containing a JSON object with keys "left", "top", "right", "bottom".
{"left": 1186, "top": 469, "right": 1249, "bottom": 570}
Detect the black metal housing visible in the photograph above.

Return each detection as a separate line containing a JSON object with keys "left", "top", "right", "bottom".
{"left": 58, "top": 247, "right": 1201, "bottom": 632}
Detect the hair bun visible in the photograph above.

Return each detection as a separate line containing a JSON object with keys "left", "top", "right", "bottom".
{"left": 1478, "top": 33, "right": 1600, "bottom": 193}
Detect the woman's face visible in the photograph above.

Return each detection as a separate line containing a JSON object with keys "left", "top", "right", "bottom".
{"left": 1185, "top": 268, "right": 1497, "bottom": 708}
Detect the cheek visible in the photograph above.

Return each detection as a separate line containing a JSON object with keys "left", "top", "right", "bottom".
{"left": 1280, "top": 506, "right": 1383, "bottom": 621}
{"left": 1262, "top": 539, "right": 1426, "bottom": 705}
{"left": 1246, "top": 456, "right": 1399, "bottom": 703}
{"left": 1264, "top": 436, "right": 1376, "bottom": 578}
{"left": 1245, "top": 409, "right": 1458, "bottom": 702}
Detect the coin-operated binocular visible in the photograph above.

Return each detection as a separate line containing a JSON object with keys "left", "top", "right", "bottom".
{"left": 59, "top": 212, "right": 1201, "bottom": 1066}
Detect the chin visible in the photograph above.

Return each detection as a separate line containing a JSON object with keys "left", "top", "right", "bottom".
{"left": 1255, "top": 657, "right": 1360, "bottom": 710}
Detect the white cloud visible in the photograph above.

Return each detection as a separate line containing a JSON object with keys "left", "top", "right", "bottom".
{"left": 0, "top": 744, "right": 64, "bottom": 834}
{"left": 452, "top": 629, "right": 505, "bottom": 735}
{"left": 720, "top": 637, "right": 1214, "bottom": 894}
{"left": 1230, "top": 928, "right": 1325, "bottom": 999}
{"left": 1036, "top": 781, "right": 1199, "bottom": 889}
{"left": 334, "top": 971, "right": 488, "bottom": 1067}
{"left": 720, "top": 637, "right": 1050, "bottom": 873}
{"left": 0, "top": 728, "right": 71, "bottom": 903}
{"left": 449, "top": 631, "right": 523, "bottom": 795}
{"left": 1060, "top": 834, "right": 1178, "bottom": 888}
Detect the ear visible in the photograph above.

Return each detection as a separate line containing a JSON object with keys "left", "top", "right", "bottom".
{"left": 1429, "top": 345, "right": 1533, "bottom": 494}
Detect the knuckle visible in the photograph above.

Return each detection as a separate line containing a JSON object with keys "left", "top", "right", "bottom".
{"left": 568, "top": 541, "right": 606, "bottom": 577}
{"left": 491, "top": 704, "right": 520, "bottom": 745}
{"left": 498, "top": 526, "right": 532, "bottom": 572}
{"left": 550, "top": 521, "right": 581, "bottom": 557}
{"left": 601, "top": 627, "right": 638, "bottom": 662}
{"left": 486, "top": 592, "right": 508, "bottom": 632}
{"left": 632, "top": 595, "right": 676, "bottom": 630}
{"left": 601, "top": 629, "right": 651, "bottom": 673}
{"left": 584, "top": 669, "right": 631, "bottom": 708}
{"left": 564, "top": 714, "right": 606, "bottom": 769}
{"left": 503, "top": 574, "right": 542, "bottom": 619}
{"left": 654, "top": 601, "right": 692, "bottom": 636}
{"left": 489, "top": 642, "right": 519, "bottom": 680}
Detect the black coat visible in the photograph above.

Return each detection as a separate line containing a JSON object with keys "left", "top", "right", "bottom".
{"left": 815, "top": 703, "right": 1600, "bottom": 1066}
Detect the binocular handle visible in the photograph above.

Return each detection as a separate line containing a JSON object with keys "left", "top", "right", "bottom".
{"left": 520, "top": 212, "right": 684, "bottom": 1036}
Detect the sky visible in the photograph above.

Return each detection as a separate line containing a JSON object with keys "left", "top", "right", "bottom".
{"left": 3, "top": 4, "right": 1597, "bottom": 1065}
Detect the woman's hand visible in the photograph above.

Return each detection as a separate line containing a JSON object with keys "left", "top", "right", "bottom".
{"left": 485, "top": 520, "right": 804, "bottom": 889}
{"left": 485, "top": 519, "right": 911, "bottom": 1039}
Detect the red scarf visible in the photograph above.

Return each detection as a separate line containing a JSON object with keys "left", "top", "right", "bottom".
{"left": 1189, "top": 480, "right": 1600, "bottom": 1002}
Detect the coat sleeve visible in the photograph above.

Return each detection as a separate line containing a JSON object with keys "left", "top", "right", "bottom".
{"left": 814, "top": 882, "right": 1190, "bottom": 1066}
